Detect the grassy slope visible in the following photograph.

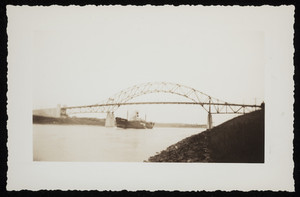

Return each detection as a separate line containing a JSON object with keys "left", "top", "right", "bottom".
{"left": 148, "top": 109, "right": 264, "bottom": 163}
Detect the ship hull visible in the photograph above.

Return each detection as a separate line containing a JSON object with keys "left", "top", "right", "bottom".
{"left": 115, "top": 117, "right": 154, "bottom": 129}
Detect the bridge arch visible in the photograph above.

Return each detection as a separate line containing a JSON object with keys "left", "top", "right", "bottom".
{"left": 101, "top": 82, "right": 223, "bottom": 113}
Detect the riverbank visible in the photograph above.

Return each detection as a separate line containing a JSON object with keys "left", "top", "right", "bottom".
{"left": 147, "top": 109, "right": 264, "bottom": 163}
{"left": 33, "top": 115, "right": 205, "bottom": 128}
{"left": 33, "top": 115, "right": 106, "bottom": 126}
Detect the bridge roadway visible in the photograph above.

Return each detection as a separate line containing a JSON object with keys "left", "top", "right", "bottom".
{"left": 62, "top": 101, "right": 262, "bottom": 115}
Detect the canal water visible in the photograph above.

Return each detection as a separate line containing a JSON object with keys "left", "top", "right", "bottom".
{"left": 33, "top": 125, "right": 205, "bottom": 162}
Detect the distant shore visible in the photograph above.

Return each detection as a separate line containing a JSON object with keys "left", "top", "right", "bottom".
{"left": 147, "top": 109, "right": 264, "bottom": 163}
{"left": 33, "top": 115, "right": 106, "bottom": 126}
{"left": 32, "top": 115, "right": 206, "bottom": 128}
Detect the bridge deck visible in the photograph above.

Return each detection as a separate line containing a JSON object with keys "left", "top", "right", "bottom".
{"left": 61, "top": 101, "right": 262, "bottom": 115}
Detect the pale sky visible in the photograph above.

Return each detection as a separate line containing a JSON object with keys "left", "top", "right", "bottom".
{"left": 10, "top": 6, "right": 267, "bottom": 124}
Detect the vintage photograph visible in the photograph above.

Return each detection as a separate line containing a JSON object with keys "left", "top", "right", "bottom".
{"left": 31, "top": 6, "right": 264, "bottom": 163}
{"left": 7, "top": 5, "right": 294, "bottom": 191}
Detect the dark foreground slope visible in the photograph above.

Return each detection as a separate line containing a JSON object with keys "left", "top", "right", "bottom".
{"left": 148, "top": 109, "right": 264, "bottom": 163}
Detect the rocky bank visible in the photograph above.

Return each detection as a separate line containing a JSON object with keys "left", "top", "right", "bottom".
{"left": 148, "top": 109, "right": 264, "bottom": 163}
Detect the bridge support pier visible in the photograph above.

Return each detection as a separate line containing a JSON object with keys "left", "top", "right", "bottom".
{"left": 105, "top": 112, "right": 115, "bottom": 127}
{"left": 207, "top": 97, "right": 213, "bottom": 130}
{"left": 207, "top": 112, "right": 213, "bottom": 130}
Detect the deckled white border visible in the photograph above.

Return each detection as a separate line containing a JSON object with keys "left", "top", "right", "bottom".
{"left": 7, "top": 5, "right": 294, "bottom": 191}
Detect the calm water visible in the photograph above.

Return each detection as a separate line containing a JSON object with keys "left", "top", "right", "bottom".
{"left": 33, "top": 124, "right": 204, "bottom": 162}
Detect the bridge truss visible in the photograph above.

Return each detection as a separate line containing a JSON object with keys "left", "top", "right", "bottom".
{"left": 60, "top": 82, "right": 262, "bottom": 129}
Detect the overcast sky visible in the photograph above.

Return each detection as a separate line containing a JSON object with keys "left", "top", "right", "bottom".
{"left": 9, "top": 6, "right": 270, "bottom": 124}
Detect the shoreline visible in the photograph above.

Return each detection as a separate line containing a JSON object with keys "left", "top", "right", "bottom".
{"left": 32, "top": 115, "right": 206, "bottom": 128}
{"left": 147, "top": 109, "right": 264, "bottom": 163}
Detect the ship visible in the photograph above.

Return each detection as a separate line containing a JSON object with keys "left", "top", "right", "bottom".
{"left": 115, "top": 112, "right": 154, "bottom": 129}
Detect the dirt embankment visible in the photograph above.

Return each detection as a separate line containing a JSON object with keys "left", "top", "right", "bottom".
{"left": 148, "top": 109, "right": 264, "bottom": 163}
{"left": 33, "top": 115, "right": 106, "bottom": 126}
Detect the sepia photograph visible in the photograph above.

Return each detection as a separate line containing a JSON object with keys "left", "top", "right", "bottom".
{"left": 30, "top": 6, "right": 264, "bottom": 163}
{"left": 7, "top": 5, "right": 294, "bottom": 191}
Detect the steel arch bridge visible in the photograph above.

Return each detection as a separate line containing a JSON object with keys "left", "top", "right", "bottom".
{"left": 61, "top": 82, "right": 262, "bottom": 129}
